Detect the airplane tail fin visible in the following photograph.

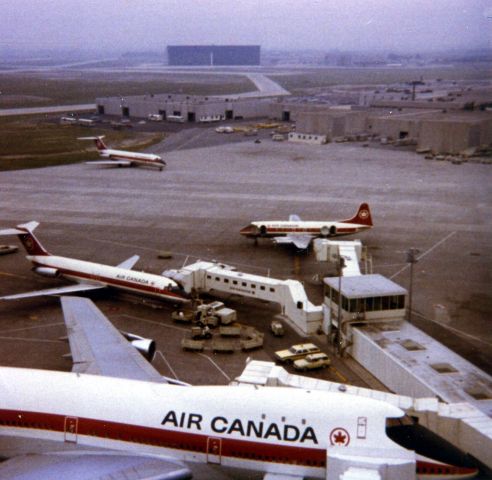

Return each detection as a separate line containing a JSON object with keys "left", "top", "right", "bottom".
{"left": 78, "top": 135, "right": 107, "bottom": 151}
{"left": 0, "top": 221, "right": 50, "bottom": 256}
{"left": 345, "top": 203, "right": 373, "bottom": 226}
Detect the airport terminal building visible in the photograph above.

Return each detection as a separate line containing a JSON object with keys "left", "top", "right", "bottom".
{"left": 167, "top": 45, "right": 261, "bottom": 66}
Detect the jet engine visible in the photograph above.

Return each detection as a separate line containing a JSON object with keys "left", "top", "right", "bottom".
{"left": 33, "top": 266, "right": 60, "bottom": 278}
{"left": 121, "top": 332, "right": 156, "bottom": 362}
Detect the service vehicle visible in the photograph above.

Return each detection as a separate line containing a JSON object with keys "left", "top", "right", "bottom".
{"left": 148, "top": 113, "right": 163, "bottom": 121}
{"left": 191, "top": 326, "right": 212, "bottom": 340}
{"left": 274, "top": 343, "right": 320, "bottom": 363}
{"left": 293, "top": 352, "right": 331, "bottom": 371}
{"left": 240, "top": 333, "right": 264, "bottom": 351}
{"left": 172, "top": 310, "right": 194, "bottom": 323}
{"left": 270, "top": 320, "right": 285, "bottom": 336}
{"left": 216, "top": 307, "right": 237, "bottom": 325}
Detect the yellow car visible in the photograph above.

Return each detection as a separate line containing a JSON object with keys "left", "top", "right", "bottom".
{"left": 274, "top": 343, "right": 320, "bottom": 363}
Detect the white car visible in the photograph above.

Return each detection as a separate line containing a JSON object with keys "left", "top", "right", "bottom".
{"left": 293, "top": 352, "right": 331, "bottom": 371}
{"left": 215, "top": 126, "right": 234, "bottom": 133}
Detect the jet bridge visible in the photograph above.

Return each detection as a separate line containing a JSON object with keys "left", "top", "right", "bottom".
{"left": 234, "top": 360, "right": 492, "bottom": 472}
{"left": 313, "top": 238, "right": 364, "bottom": 276}
{"left": 164, "top": 261, "right": 322, "bottom": 335}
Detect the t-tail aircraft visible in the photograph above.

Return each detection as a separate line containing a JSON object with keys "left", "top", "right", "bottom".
{"left": 79, "top": 135, "right": 166, "bottom": 170}
{"left": 240, "top": 203, "right": 373, "bottom": 250}
{"left": 0, "top": 221, "right": 188, "bottom": 303}
{"left": 0, "top": 297, "right": 478, "bottom": 479}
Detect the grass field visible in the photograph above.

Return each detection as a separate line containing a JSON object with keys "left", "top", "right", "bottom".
{"left": 0, "top": 71, "right": 255, "bottom": 108}
{"left": 0, "top": 116, "right": 165, "bottom": 171}
{"left": 269, "top": 65, "right": 491, "bottom": 93}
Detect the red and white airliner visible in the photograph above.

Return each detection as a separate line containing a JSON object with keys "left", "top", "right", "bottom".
{"left": 79, "top": 136, "right": 166, "bottom": 170}
{"left": 0, "top": 221, "right": 188, "bottom": 303}
{"left": 240, "top": 203, "right": 373, "bottom": 250}
{"left": 0, "top": 297, "right": 478, "bottom": 479}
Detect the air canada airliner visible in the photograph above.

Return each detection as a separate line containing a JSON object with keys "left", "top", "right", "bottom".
{"left": 0, "top": 297, "right": 478, "bottom": 479}
{"left": 0, "top": 221, "right": 188, "bottom": 303}
{"left": 79, "top": 135, "right": 166, "bottom": 170}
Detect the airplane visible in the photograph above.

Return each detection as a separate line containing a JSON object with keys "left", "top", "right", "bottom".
{"left": 0, "top": 221, "right": 189, "bottom": 304}
{"left": 79, "top": 135, "right": 166, "bottom": 170}
{"left": 240, "top": 203, "right": 373, "bottom": 250}
{"left": 0, "top": 297, "right": 478, "bottom": 479}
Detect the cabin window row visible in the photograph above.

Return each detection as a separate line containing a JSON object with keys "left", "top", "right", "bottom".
{"left": 206, "top": 275, "right": 275, "bottom": 293}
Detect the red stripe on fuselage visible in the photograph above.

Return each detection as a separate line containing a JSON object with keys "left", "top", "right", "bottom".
{"left": 264, "top": 228, "right": 360, "bottom": 235}
{"left": 1, "top": 409, "right": 472, "bottom": 477}
{"left": 31, "top": 261, "right": 187, "bottom": 302}
{"left": 0, "top": 408, "right": 325, "bottom": 469}
{"left": 416, "top": 459, "right": 478, "bottom": 477}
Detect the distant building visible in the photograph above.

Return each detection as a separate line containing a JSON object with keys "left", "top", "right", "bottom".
{"left": 167, "top": 45, "right": 260, "bottom": 66}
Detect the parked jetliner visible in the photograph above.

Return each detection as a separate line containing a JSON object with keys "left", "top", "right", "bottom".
{"left": 0, "top": 297, "right": 478, "bottom": 479}
{"left": 0, "top": 221, "right": 188, "bottom": 303}
{"left": 79, "top": 136, "right": 166, "bottom": 170}
{"left": 240, "top": 203, "right": 373, "bottom": 250}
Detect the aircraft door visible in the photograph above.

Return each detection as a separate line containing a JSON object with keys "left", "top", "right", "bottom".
{"left": 206, "top": 437, "right": 222, "bottom": 464}
{"left": 64, "top": 416, "right": 78, "bottom": 443}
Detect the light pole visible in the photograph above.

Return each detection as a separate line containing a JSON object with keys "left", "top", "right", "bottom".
{"left": 335, "top": 256, "right": 345, "bottom": 355}
{"left": 406, "top": 248, "right": 419, "bottom": 322}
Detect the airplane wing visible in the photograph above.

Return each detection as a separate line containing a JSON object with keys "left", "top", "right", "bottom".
{"left": 289, "top": 214, "right": 301, "bottom": 222}
{"left": 60, "top": 296, "right": 165, "bottom": 383}
{"left": 0, "top": 283, "right": 105, "bottom": 301}
{"left": 273, "top": 234, "right": 313, "bottom": 250}
{"left": 86, "top": 160, "right": 132, "bottom": 167}
{"left": 0, "top": 452, "right": 191, "bottom": 480}
{"left": 116, "top": 254, "right": 140, "bottom": 269}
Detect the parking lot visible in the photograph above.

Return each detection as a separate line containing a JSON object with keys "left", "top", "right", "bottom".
{"left": 0, "top": 131, "right": 491, "bottom": 385}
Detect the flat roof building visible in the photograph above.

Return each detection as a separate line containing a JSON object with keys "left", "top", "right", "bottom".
{"left": 167, "top": 45, "right": 260, "bottom": 66}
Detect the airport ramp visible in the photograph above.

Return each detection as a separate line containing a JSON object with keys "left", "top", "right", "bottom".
{"left": 164, "top": 261, "right": 322, "bottom": 335}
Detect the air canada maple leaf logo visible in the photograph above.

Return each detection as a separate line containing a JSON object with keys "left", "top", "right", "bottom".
{"left": 329, "top": 427, "right": 350, "bottom": 446}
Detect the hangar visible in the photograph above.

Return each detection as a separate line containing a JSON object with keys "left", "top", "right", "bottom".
{"left": 167, "top": 45, "right": 261, "bottom": 66}
{"left": 96, "top": 93, "right": 272, "bottom": 122}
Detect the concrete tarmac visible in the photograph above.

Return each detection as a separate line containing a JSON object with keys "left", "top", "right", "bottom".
{"left": 0, "top": 134, "right": 490, "bottom": 387}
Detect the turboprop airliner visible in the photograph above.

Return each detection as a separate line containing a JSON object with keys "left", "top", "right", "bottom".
{"left": 240, "top": 203, "right": 373, "bottom": 250}
{"left": 79, "top": 135, "right": 166, "bottom": 170}
{"left": 0, "top": 297, "right": 478, "bottom": 479}
{"left": 0, "top": 221, "right": 188, "bottom": 303}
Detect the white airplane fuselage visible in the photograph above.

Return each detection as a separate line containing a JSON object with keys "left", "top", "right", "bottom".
{"left": 28, "top": 254, "right": 188, "bottom": 303}
{"left": 241, "top": 220, "right": 371, "bottom": 238}
{"left": 0, "top": 367, "right": 404, "bottom": 478}
{"left": 101, "top": 148, "right": 165, "bottom": 169}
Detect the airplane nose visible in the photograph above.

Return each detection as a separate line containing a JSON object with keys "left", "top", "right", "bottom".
{"left": 170, "top": 285, "right": 191, "bottom": 302}
{"left": 240, "top": 224, "right": 257, "bottom": 236}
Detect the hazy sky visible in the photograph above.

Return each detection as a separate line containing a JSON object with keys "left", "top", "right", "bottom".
{"left": 1, "top": 0, "right": 490, "bottom": 52}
